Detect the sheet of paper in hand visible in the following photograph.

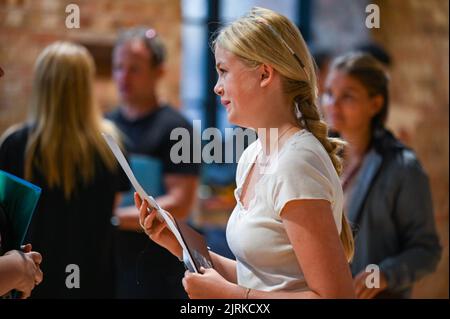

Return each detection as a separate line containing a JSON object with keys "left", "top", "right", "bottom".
{"left": 102, "top": 132, "right": 212, "bottom": 273}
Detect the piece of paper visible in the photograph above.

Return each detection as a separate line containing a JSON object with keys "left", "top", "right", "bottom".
{"left": 102, "top": 132, "right": 199, "bottom": 273}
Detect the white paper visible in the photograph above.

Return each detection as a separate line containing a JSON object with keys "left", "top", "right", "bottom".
{"left": 102, "top": 132, "right": 198, "bottom": 272}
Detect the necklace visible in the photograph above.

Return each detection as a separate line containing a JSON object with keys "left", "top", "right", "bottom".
{"left": 276, "top": 125, "right": 298, "bottom": 145}
{"left": 257, "top": 125, "right": 298, "bottom": 168}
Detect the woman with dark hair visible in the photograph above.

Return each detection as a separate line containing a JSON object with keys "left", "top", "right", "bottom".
{"left": 323, "top": 52, "right": 442, "bottom": 298}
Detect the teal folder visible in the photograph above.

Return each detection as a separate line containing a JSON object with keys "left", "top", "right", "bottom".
{"left": 0, "top": 170, "right": 41, "bottom": 253}
{"left": 119, "top": 154, "right": 164, "bottom": 207}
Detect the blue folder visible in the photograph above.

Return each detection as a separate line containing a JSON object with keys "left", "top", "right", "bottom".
{"left": 0, "top": 170, "right": 41, "bottom": 254}
{"left": 119, "top": 154, "right": 164, "bottom": 207}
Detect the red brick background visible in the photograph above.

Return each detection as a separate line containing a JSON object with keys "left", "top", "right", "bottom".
{"left": 373, "top": 0, "right": 448, "bottom": 299}
{"left": 0, "top": 0, "right": 181, "bottom": 135}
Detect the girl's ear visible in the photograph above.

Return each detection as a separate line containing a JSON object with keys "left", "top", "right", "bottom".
{"left": 370, "top": 94, "right": 384, "bottom": 117}
{"left": 260, "top": 64, "right": 274, "bottom": 88}
{"left": 155, "top": 64, "right": 166, "bottom": 79}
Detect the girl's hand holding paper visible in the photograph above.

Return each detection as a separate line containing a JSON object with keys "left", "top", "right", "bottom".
{"left": 135, "top": 193, "right": 183, "bottom": 260}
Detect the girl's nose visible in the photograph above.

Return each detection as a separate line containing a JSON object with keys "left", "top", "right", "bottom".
{"left": 214, "top": 82, "right": 224, "bottom": 96}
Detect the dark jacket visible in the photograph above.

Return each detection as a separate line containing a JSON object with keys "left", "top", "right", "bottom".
{"left": 348, "top": 128, "right": 442, "bottom": 298}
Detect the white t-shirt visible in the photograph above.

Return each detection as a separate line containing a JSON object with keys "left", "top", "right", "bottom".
{"left": 226, "top": 129, "right": 344, "bottom": 292}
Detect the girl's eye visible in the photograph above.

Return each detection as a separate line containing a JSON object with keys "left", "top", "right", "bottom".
{"left": 342, "top": 94, "right": 354, "bottom": 100}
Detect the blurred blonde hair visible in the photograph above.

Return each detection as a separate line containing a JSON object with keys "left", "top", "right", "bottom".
{"left": 25, "top": 41, "right": 119, "bottom": 199}
{"left": 213, "top": 7, "right": 354, "bottom": 262}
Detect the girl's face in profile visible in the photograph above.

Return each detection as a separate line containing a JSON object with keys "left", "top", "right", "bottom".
{"left": 214, "top": 46, "right": 262, "bottom": 128}
{"left": 322, "top": 70, "right": 382, "bottom": 135}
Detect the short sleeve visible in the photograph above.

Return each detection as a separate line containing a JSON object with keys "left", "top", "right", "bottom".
{"left": 270, "top": 148, "right": 334, "bottom": 216}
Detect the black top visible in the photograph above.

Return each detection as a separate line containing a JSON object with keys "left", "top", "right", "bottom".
{"left": 0, "top": 203, "right": 7, "bottom": 256}
{"left": 107, "top": 105, "right": 200, "bottom": 175}
{"left": 0, "top": 124, "right": 130, "bottom": 298}
{"left": 107, "top": 105, "right": 200, "bottom": 299}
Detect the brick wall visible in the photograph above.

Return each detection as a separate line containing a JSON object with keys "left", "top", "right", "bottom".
{"left": 372, "top": 0, "right": 449, "bottom": 299}
{"left": 0, "top": 0, "right": 181, "bottom": 135}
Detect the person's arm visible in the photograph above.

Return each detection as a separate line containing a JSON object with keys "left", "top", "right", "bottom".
{"left": 209, "top": 251, "right": 237, "bottom": 284}
{"left": 0, "top": 253, "right": 23, "bottom": 296}
{"left": 115, "top": 174, "right": 199, "bottom": 231}
{"left": 377, "top": 158, "right": 442, "bottom": 292}
{"left": 136, "top": 192, "right": 238, "bottom": 283}
{"left": 250, "top": 199, "right": 354, "bottom": 298}
{"left": 0, "top": 249, "right": 43, "bottom": 298}
{"left": 183, "top": 199, "right": 355, "bottom": 299}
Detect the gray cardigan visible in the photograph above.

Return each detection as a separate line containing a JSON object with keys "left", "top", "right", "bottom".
{"left": 348, "top": 129, "right": 442, "bottom": 298}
